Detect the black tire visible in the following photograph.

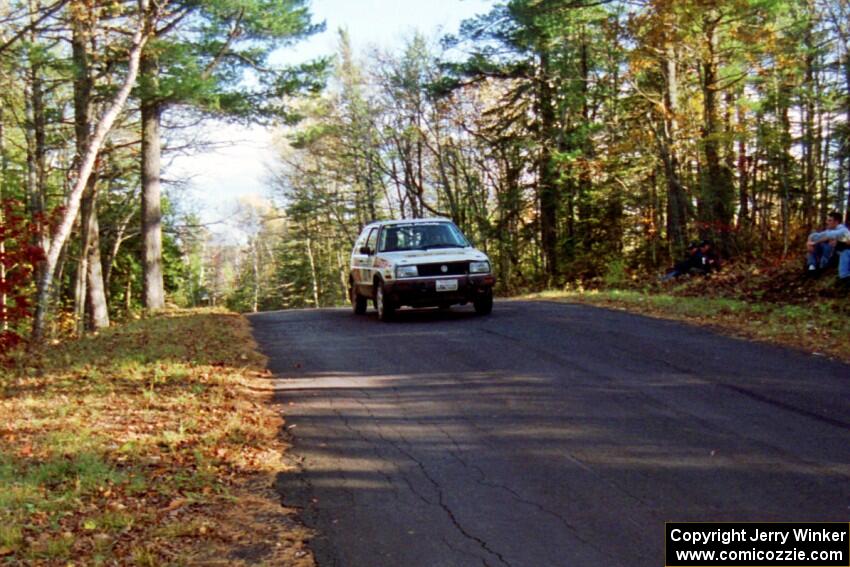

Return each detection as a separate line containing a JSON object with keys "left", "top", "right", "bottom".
{"left": 473, "top": 288, "right": 493, "bottom": 315}
{"left": 351, "top": 284, "right": 367, "bottom": 315}
{"left": 376, "top": 281, "right": 395, "bottom": 321}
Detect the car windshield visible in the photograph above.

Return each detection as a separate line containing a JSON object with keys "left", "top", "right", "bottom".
{"left": 379, "top": 222, "right": 469, "bottom": 252}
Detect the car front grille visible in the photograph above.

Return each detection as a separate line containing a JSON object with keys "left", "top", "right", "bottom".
{"left": 416, "top": 261, "right": 469, "bottom": 277}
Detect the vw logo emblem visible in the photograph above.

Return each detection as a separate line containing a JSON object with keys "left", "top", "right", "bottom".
{"left": 441, "top": 265, "right": 448, "bottom": 273}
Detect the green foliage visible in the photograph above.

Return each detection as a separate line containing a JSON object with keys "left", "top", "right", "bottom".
{"left": 0, "top": 0, "right": 328, "bottom": 334}
{"left": 138, "top": 0, "right": 327, "bottom": 123}
{"left": 602, "top": 259, "right": 629, "bottom": 289}
{"left": 3, "top": 0, "right": 848, "bottom": 317}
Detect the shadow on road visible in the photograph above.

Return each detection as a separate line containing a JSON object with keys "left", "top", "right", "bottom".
{"left": 250, "top": 302, "right": 850, "bottom": 567}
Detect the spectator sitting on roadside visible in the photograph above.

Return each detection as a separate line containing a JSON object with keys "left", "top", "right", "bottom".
{"left": 806, "top": 211, "right": 850, "bottom": 280}
{"left": 696, "top": 240, "right": 720, "bottom": 275}
{"left": 661, "top": 241, "right": 701, "bottom": 281}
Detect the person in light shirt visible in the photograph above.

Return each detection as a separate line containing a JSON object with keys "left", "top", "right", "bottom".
{"left": 806, "top": 211, "right": 850, "bottom": 282}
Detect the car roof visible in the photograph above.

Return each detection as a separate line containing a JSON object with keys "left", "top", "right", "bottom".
{"left": 366, "top": 217, "right": 452, "bottom": 228}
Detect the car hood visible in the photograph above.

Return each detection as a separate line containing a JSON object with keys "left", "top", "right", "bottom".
{"left": 381, "top": 248, "right": 488, "bottom": 265}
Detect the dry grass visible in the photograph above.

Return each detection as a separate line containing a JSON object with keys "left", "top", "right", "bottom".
{"left": 0, "top": 309, "right": 314, "bottom": 566}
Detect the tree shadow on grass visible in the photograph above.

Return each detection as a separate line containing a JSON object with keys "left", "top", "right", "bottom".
{"left": 3, "top": 310, "right": 272, "bottom": 399}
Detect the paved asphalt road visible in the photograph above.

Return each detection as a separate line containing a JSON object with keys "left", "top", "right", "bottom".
{"left": 249, "top": 300, "right": 850, "bottom": 567}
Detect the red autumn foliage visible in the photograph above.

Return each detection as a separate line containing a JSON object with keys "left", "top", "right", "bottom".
{"left": 0, "top": 199, "right": 46, "bottom": 354}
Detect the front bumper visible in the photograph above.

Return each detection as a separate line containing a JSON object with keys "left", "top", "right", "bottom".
{"left": 383, "top": 274, "right": 495, "bottom": 307}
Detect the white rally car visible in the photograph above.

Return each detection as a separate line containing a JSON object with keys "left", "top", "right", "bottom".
{"left": 349, "top": 218, "right": 495, "bottom": 321}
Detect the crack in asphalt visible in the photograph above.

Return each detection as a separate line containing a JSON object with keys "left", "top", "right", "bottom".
{"left": 432, "top": 422, "right": 634, "bottom": 564}
{"left": 253, "top": 303, "right": 850, "bottom": 567}
{"left": 436, "top": 423, "right": 584, "bottom": 532}
{"left": 367, "top": 382, "right": 585, "bottom": 565}
{"left": 440, "top": 536, "right": 493, "bottom": 567}
{"left": 277, "top": 320, "right": 696, "bottom": 566}
{"left": 340, "top": 389, "right": 507, "bottom": 566}
{"left": 346, "top": 395, "right": 436, "bottom": 508}
{"left": 392, "top": 438, "right": 514, "bottom": 567}
{"left": 444, "top": 351, "right": 659, "bottom": 527}
{"left": 369, "top": 386, "right": 515, "bottom": 567}
{"left": 330, "top": 406, "right": 403, "bottom": 500}
{"left": 327, "top": 396, "right": 360, "bottom": 511}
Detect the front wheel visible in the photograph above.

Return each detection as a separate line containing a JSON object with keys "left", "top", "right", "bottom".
{"left": 351, "top": 284, "right": 367, "bottom": 315}
{"left": 376, "top": 281, "right": 395, "bottom": 321}
{"left": 473, "top": 288, "right": 493, "bottom": 315}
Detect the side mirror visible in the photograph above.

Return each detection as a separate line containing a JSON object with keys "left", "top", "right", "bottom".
{"left": 359, "top": 246, "right": 371, "bottom": 255}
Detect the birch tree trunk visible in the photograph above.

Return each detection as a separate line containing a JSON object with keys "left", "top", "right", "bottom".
{"left": 82, "top": 182, "right": 109, "bottom": 329}
{"left": 306, "top": 236, "right": 320, "bottom": 308}
{"left": 71, "top": 5, "right": 109, "bottom": 331}
{"left": 31, "top": 2, "right": 149, "bottom": 342}
{"left": 337, "top": 249, "right": 348, "bottom": 304}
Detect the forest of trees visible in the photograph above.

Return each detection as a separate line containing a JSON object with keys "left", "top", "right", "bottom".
{"left": 0, "top": 0, "right": 323, "bottom": 344}
{"left": 2, "top": 0, "right": 849, "bottom": 333}
{"left": 228, "top": 0, "right": 850, "bottom": 311}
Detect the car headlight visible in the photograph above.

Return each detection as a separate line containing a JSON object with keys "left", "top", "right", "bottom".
{"left": 396, "top": 265, "right": 418, "bottom": 278}
{"left": 469, "top": 261, "right": 490, "bottom": 274}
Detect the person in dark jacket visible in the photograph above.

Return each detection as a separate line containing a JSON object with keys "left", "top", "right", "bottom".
{"left": 661, "top": 242, "right": 702, "bottom": 281}
{"left": 696, "top": 240, "right": 720, "bottom": 274}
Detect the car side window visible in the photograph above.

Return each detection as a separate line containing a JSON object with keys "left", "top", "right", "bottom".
{"left": 354, "top": 228, "right": 368, "bottom": 252}
{"left": 366, "top": 228, "right": 378, "bottom": 254}
{"left": 354, "top": 227, "right": 373, "bottom": 254}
